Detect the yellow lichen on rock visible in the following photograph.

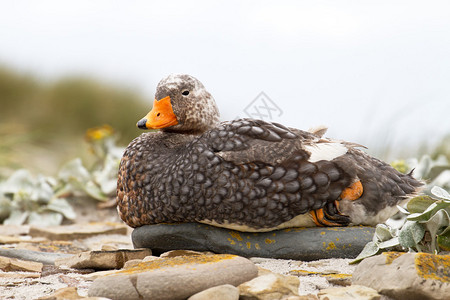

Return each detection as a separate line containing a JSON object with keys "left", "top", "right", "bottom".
{"left": 383, "top": 252, "right": 405, "bottom": 265}
{"left": 114, "top": 254, "right": 237, "bottom": 275}
{"left": 415, "top": 253, "right": 450, "bottom": 283}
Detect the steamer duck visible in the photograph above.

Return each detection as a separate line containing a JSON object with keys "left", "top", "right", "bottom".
{"left": 117, "top": 74, "right": 422, "bottom": 231}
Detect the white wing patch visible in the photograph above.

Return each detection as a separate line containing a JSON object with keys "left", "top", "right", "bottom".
{"left": 304, "top": 142, "right": 348, "bottom": 162}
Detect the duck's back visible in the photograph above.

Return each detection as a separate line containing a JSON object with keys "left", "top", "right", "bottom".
{"left": 117, "top": 118, "right": 422, "bottom": 231}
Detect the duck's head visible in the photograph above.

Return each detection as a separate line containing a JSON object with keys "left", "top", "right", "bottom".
{"left": 137, "top": 74, "right": 220, "bottom": 133}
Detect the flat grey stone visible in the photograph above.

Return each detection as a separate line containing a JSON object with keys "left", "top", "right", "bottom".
{"left": 0, "top": 248, "right": 72, "bottom": 265}
{"left": 132, "top": 223, "right": 375, "bottom": 260}
{"left": 88, "top": 254, "right": 257, "bottom": 300}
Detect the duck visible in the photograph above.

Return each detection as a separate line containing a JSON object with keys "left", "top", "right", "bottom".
{"left": 116, "top": 74, "right": 423, "bottom": 232}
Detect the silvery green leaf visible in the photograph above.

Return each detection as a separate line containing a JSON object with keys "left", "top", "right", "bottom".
{"left": 407, "top": 202, "right": 450, "bottom": 222}
{"left": 397, "top": 205, "right": 409, "bottom": 214}
{"left": 378, "top": 237, "right": 400, "bottom": 249}
{"left": 425, "top": 209, "right": 450, "bottom": 236}
{"left": 3, "top": 169, "right": 35, "bottom": 194}
{"left": 46, "top": 198, "right": 76, "bottom": 220}
{"left": 0, "top": 194, "right": 12, "bottom": 220}
{"left": 398, "top": 221, "right": 425, "bottom": 248}
{"left": 437, "top": 229, "right": 450, "bottom": 251}
{"left": 375, "top": 224, "right": 394, "bottom": 242}
{"left": 3, "top": 210, "right": 29, "bottom": 225}
{"left": 58, "top": 158, "right": 91, "bottom": 183}
{"left": 406, "top": 196, "right": 436, "bottom": 214}
{"left": 93, "top": 154, "right": 120, "bottom": 195}
{"left": 27, "top": 211, "right": 63, "bottom": 226}
{"left": 29, "top": 175, "right": 54, "bottom": 203}
{"left": 351, "top": 241, "right": 380, "bottom": 264}
{"left": 428, "top": 167, "right": 450, "bottom": 182}
{"left": 431, "top": 185, "right": 450, "bottom": 201}
{"left": 84, "top": 181, "right": 108, "bottom": 201}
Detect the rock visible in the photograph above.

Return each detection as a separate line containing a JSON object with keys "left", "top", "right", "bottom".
{"left": 15, "top": 240, "right": 87, "bottom": 254}
{"left": 352, "top": 252, "right": 450, "bottom": 300}
{"left": 132, "top": 223, "right": 374, "bottom": 260}
{"left": 55, "top": 248, "right": 152, "bottom": 270}
{"left": 0, "top": 272, "right": 41, "bottom": 278}
{"left": 160, "top": 249, "right": 213, "bottom": 258}
{"left": 0, "top": 248, "right": 77, "bottom": 265}
{"left": 88, "top": 254, "right": 257, "bottom": 300}
{"left": 0, "top": 235, "right": 47, "bottom": 244}
{"left": 317, "top": 285, "right": 380, "bottom": 300}
{"left": 123, "top": 259, "right": 143, "bottom": 269}
{"left": 188, "top": 284, "right": 239, "bottom": 300}
{"left": 239, "top": 272, "right": 300, "bottom": 300}
{"left": 37, "top": 287, "right": 80, "bottom": 300}
{"left": 0, "top": 224, "right": 30, "bottom": 236}
{"left": 29, "top": 223, "right": 128, "bottom": 241}
{"left": 0, "top": 256, "right": 43, "bottom": 272}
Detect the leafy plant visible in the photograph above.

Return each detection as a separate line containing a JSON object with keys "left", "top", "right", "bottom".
{"left": 0, "top": 125, "right": 124, "bottom": 226}
{"left": 353, "top": 186, "right": 450, "bottom": 263}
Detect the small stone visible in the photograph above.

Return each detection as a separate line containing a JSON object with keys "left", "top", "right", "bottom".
{"left": 239, "top": 272, "right": 300, "bottom": 300}
{"left": 285, "top": 296, "right": 318, "bottom": 300}
{"left": 37, "top": 286, "right": 80, "bottom": 300}
{"left": 88, "top": 254, "right": 258, "bottom": 300}
{"left": 54, "top": 248, "right": 152, "bottom": 270}
{"left": 0, "top": 272, "right": 41, "bottom": 278}
{"left": 84, "top": 270, "right": 120, "bottom": 281}
{"left": 123, "top": 259, "right": 143, "bottom": 269}
{"left": 0, "top": 224, "right": 30, "bottom": 236}
{"left": 0, "top": 235, "right": 47, "bottom": 244}
{"left": 0, "top": 256, "right": 43, "bottom": 272}
{"left": 132, "top": 223, "right": 374, "bottom": 260}
{"left": 317, "top": 285, "right": 380, "bottom": 300}
{"left": 352, "top": 252, "right": 450, "bottom": 300}
{"left": 0, "top": 248, "right": 73, "bottom": 265}
{"left": 16, "top": 240, "right": 87, "bottom": 254}
{"left": 160, "top": 250, "right": 212, "bottom": 258}
{"left": 188, "top": 284, "right": 239, "bottom": 300}
{"left": 101, "top": 244, "right": 119, "bottom": 251}
{"left": 143, "top": 255, "right": 163, "bottom": 262}
{"left": 29, "top": 223, "right": 128, "bottom": 241}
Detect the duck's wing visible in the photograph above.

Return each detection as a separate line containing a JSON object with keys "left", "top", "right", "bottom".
{"left": 201, "top": 118, "right": 351, "bottom": 165}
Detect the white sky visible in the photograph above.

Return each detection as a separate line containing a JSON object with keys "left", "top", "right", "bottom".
{"left": 1, "top": 1, "right": 449, "bottom": 159}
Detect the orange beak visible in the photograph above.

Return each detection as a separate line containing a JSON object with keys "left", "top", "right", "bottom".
{"left": 137, "top": 96, "right": 178, "bottom": 129}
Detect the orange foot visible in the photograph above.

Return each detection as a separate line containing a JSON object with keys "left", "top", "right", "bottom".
{"left": 310, "top": 180, "right": 363, "bottom": 227}
{"left": 310, "top": 200, "right": 350, "bottom": 227}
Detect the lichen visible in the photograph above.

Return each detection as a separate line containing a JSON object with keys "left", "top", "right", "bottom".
{"left": 111, "top": 254, "right": 237, "bottom": 276}
{"left": 415, "top": 253, "right": 450, "bottom": 283}
{"left": 383, "top": 252, "right": 405, "bottom": 265}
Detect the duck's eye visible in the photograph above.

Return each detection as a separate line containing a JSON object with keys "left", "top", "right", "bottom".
{"left": 182, "top": 90, "right": 190, "bottom": 96}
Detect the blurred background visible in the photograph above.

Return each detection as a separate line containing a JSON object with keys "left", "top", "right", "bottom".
{"left": 1, "top": 0, "right": 450, "bottom": 176}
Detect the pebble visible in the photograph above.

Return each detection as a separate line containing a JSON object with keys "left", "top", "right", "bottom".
{"left": 88, "top": 254, "right": 258, "bottom": 300}
{"left": 187, "top": 284, "right": 239, "bottom": 300}
{"left": 352, "top": 252, "right": 450, "bottom": 300}
{"left": 29, "top": 223, "right": 128, "bottom": 241}
{"left": 0, "top": 256, "right": 43, "bottom": 272}
{"left": 239, "top": 271, "right": 300, "bottom": 300}
{"left": 131, "top": 223, "right": 374, "bottom": 260}
{"left": 0, "top": 248, "right": 76, "bottom": 265}
{"left": 317, "top": 285, "right": 381, "bottom": 300}
{"left": 54, "top": 249, "right": 152, "bottom": 270}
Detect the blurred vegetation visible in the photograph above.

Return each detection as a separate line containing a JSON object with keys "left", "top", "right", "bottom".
{"left": 0, "top": 65, "right": 150, "bottom": 175}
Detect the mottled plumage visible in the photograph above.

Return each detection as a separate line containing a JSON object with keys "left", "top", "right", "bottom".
{"left": 117, "top": 74, "right": 423, "bottom": 231}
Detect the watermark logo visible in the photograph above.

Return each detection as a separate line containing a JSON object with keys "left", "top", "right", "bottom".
{"left": 243, "top": 92, "right": 283, "bottom": 121}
